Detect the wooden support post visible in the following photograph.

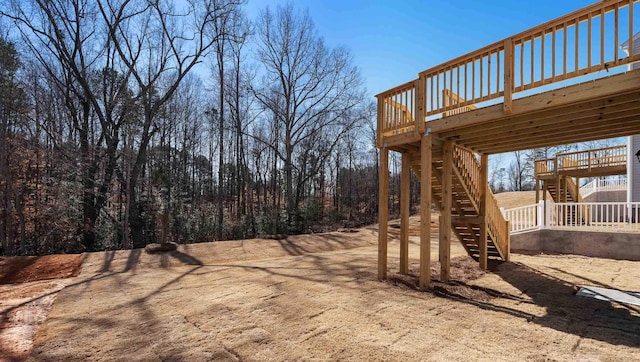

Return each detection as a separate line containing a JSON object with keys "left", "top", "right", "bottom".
{"left": 376, "top": 96, "right": 384, "bottom": 148}
{"left": 378, "top": 148, "right": 389, "bottom": 281}
{"left": 419, "top": 133, "right": 433, "bottom": 289}
{"left": 557, "top": 175, "right": 563, "bottom": 224}
{"left": 557, "top": 174, "right": 562, "bottom": 202}
{"left": 415, "top": 76, "right": 426, "bottom": 134}
{"left": 478, "top": 153, "right": 489, "bottom": 271}
{"left": 503, "top": 38, "right": 513, "bottom": 114}
{"left": 505, "top": 221, "right": 511, "bottom": 262}
{"left": 542, "top": 182, "right": 547, "bottom": 227}
{"left": 400, "top": 152, "right": 410, "bottom": 275}
{"left": 535, "top": 178, "right": 540, "bottom": 226}
{"left": 439, "top": 141, "right": 453, "bottom": 282}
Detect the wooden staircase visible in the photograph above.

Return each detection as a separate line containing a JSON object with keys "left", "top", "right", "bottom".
{"left": 535, "top": 159, "right": 586, "bottom": 225}
{"left": 412, "top": 145, "right": 509, "bottom": 262}
{"left": 544, "top": 176, "right": 582, "bottom": 203}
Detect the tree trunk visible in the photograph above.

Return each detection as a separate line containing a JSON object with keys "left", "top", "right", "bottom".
{"left": 284, "top": 143, "right": 294, "bottom": 231}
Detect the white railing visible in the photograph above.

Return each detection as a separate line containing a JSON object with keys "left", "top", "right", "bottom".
{"left": 550, "top": 202, "right": 640, "bottom": 232}
{"left": 501, "top": 202, "right": 543, "bottom": 235}
{"left": 580, "top": 177, "right": 628, "bottom": 198}
{"left": 503, "top": 200, "right": 640, "bottom": 234}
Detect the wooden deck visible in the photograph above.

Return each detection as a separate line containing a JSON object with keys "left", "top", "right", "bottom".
{"left": 534, "top": 145, "right": 628, "bottom": 204}
{"left": 535, "top": 145, "right": 628, "bottom": 180}
{"left": 376, "top": 0, "right": 640, "bottom": 289}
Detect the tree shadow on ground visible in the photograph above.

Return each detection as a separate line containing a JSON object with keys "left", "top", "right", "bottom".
{"left": 124, "top": 249, "right": 142, "bottom": 271}
{"left": 275, "top": 232, "right": 375, "bottom": 257}
{"left": 99, "top": 251, "right": 116, "bottom": 273}
{"left": 169, "top": 250, "right": 203, "bottom": 265}
{"left": 387, "top": 257, "right": 639, "bottom": 348}
{"left": 4, "top": 243, "right": 374, "bottom": 361}
{"left": 494, "top": 261, "right": 640, "bottom": 347}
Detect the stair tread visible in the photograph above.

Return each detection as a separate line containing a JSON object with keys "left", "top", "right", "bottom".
{"left": 418, "top": 147, "right": 508, "bottom": 262}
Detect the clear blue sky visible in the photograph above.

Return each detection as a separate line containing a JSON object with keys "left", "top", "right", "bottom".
{"left": 246, "top": 0, "right": 598, "bottom": 97}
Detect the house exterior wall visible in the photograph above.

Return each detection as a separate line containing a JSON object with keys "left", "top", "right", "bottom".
{"left": 624, "top": 33, "right": 640, "bottom": 202}
{"left": 628, "top": 136, "right": 640, "bottom": 202}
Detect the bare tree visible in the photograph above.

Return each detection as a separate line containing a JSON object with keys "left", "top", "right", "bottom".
{"left": 225, "top": 15, "right": 251, "bottom": 217}
{"left": 3, "top": 0, "right": 123, "bottom": 250}
{"left": 252, "top": 4, "right": 365, "bottom": 230}
{"left": 208, "top": 0, "right": 245, "bottom": 239}
{"left": 508, "top": 150, "right": 533, "bottom": 191}
{"left": 0, "top": 35, "right": 26, "bottom": 254}
{"left": 4, "top": 0, "right": 243, "bottom": 248}
{"left": 97, "top": 0, "right": 243, "bottom": 247}
{"left": 488, "top": 154, "right": 505, "bottom": 193}
{"left": 1, "top": 0, "right": 382, "bottom": 253}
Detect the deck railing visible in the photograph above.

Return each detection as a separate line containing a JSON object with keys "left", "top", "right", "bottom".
{"left": 503, "top": 200, "right": 640, "bottom": 233}
{"left": 550, "top": 201, "right": 640, "bottom": 231}
{"left": 511, "top": 0, "right": 639, "bottom": 92}
{"left": 419, "top": 41, "right": 507, "bottom": 117}
{"left": 376, "top": 81, "right": 416, "bottom": 146}
{"left": 534, "top": 158, "right": 556, "bottom": 177}
{"left": 377, "top": 0, "right": 640, "bottom": 143}
{"left": 557, "top": 145, "right": 627, "bottom": 172}
{"left": 534, "top": 144, "right": 627, "bottom": 177}
{"left": 580, "top": 176, "right": 627, "bottom": 198}
{"left": 501, "top": 203, "right": 543, "bottom": 234}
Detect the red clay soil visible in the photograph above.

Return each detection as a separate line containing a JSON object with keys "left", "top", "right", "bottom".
{"left": 1, "top": 255, "right": 81, "bottom": 362}
{"left": 0, "top": 254, "right": 83, "bottom": 285}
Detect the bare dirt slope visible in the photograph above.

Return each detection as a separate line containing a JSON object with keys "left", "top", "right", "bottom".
{"left": 493, "top": 191, "right": 542, "bottom": 209}
{"left": 1, "top": 255, "right": 83, "bottom": 361}
{"left": 9, "top": 217, "right": 638, "bottom": 361}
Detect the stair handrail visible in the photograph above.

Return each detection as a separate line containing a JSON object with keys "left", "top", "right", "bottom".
{"left": 451, "top": 144, "right": 509, "bottom": 259}
{"left": 486, "top": 185, "right": 510, "bottom": 258}
{"left": 566, "top": 177, "right": 583, "bottom": 203}
{"left": 451, "top": 145, "right": 481, "bottom": 208}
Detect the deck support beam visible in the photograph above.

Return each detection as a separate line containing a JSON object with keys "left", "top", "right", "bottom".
{"left": 378, "top": 147, "right": 389, "bottom": 281}
{"left": 419, "top": 133, "right": 432, "bottom": 289}
{"left": 478, "top": 153, "right": 489, "bottom": 270}
{"left": 543, "top": 181, "right": 548, "bottom": 225}
{"left": 503, "top": 38, "right": 513, "bottom": 114}
{"left": 439, "top": 141, "right": 453, "bottom": 282}
{"left": 535, "top": 178, "right": 540, "bottom": 227}
{"left": 400, "top": 152, "right": 410, "bottom": 275}
{"left": 415, "top": 76, "right": 426, "bottom": 134}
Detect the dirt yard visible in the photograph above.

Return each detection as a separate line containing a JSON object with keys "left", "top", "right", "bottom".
{"left": 1, "top": 216, "right": 639, "bottom": 361}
